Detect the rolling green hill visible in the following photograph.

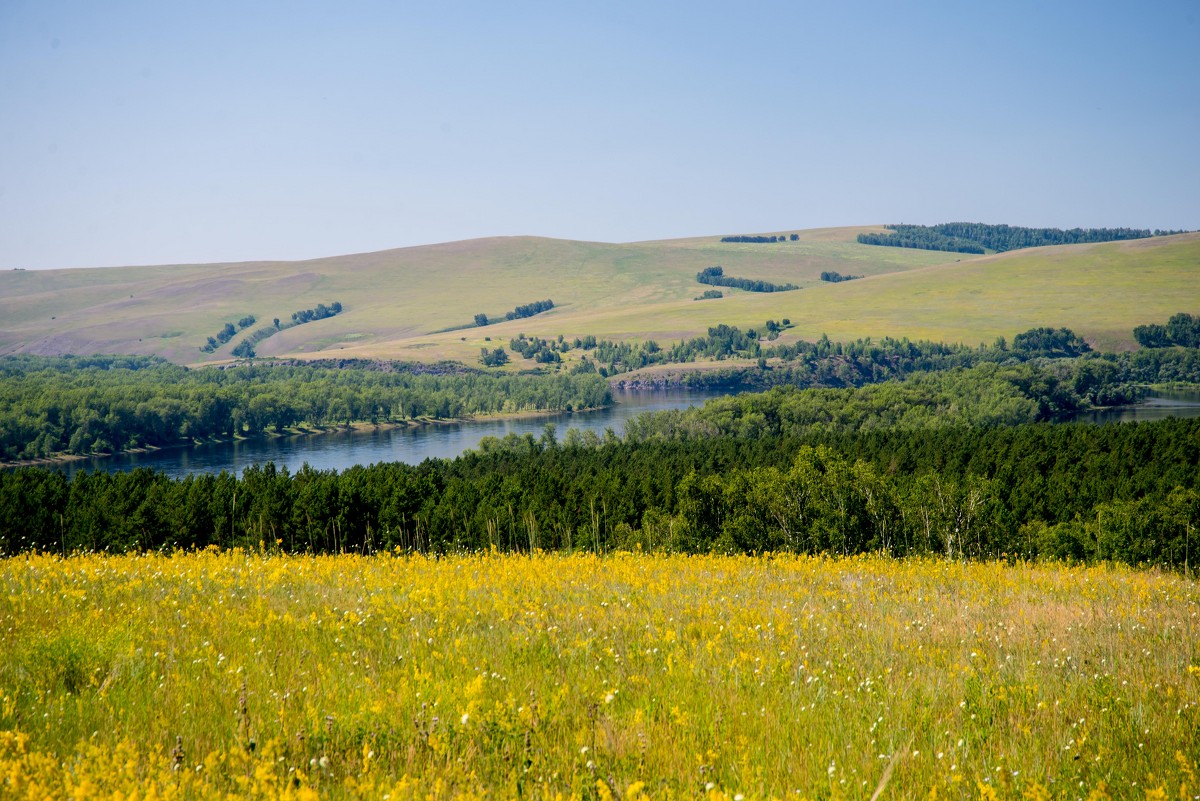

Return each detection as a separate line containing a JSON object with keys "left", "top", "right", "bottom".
{"left": 1, "top": 226, "right": 1196, "bottom": 366}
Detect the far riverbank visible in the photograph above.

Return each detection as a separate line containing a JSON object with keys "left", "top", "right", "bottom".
{"left": 13, "top": 389, "right": 721, "bottom": 479}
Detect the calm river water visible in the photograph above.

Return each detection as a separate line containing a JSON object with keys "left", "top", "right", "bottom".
{"left": 1062, "top": 388, "right": 1200, "bottom": 425}
{"left": 51, "top": 389, "right": 723, "bottom": 480}
{"left": 38, "top": 387, "right": 1200, "bottom": 480}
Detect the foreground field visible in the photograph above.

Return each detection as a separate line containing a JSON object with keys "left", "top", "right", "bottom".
{"left": 1, "top": 552, "right": 1198, "bottom": 800}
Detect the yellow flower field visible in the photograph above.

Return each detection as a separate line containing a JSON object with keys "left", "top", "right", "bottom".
{"left": 0, "top": 551, "right": 1197, "bottom": 800}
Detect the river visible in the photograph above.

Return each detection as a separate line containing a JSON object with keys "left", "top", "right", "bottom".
{"left": 34, "top": 387, "right": 1200, "bottom": 480}
{"left": 49, "top": 389, "right": 723, "bottom": 480}
{"left": 1062, "top": 387, "right": 1200, "bottom": 424}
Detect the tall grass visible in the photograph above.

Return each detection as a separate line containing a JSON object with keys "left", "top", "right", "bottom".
{"left": 0, "top": 551, "right": 1196, "bottom": 799}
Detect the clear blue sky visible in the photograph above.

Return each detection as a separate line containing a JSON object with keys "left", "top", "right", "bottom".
{"left": 2, "top": 0, "right": 1197, "bottom": 269}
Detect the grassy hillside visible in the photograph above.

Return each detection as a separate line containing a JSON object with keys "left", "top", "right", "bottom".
{"left": 1, "top": 227, "right": 1196, "bottom": 365}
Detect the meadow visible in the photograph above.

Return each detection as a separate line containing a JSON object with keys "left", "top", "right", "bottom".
{"left": 1, "top": 551, "right": 1197, "bottom": 800}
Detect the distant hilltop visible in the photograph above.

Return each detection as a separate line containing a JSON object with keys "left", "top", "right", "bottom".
{"left": 856, "top": 222, "right": 1192, "bottom": 255}
{"left": 0, "top": 226, "right": 1197, "bottom": 364}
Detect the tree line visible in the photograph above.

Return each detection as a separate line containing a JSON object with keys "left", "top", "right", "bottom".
{"left": 620, "top": 362, "right": 1119, "bottom": 437}
{"left": 474, "top": 299, "right": 556, "bottom": 328}
{"left": 0, "top": 356, "right": 609, "bottom": 462}
{"left": 228, "top": 302, "right": 343, "bottom": 359}
{"left": 291, "top": 301, "right": 343, "bottom": 325}
{"left": 1133, "top": 312, "right": 1200, "bottom": 348}
{"left": 696, "top": 266, "right": 798, "bottom": 293}
{"left": 819, "top": 271, "right": 860, "bottom": 283}
{"left": 537, "top": 321, "right": 1154, "bottom": 393}
{"left": 857, "top": 223, "right": 1159, "bottom": 254}
{"left": 856, "top": 229, "right": 985, "bottom": 254}
{"left": 615, "top": 345, "right": 1200, "bottom": 402}
{"left": 719, "top": 234, "right": 799, "bottom": 243}
{"left": 200, "top": 315, "right": 256, "bottom": 353}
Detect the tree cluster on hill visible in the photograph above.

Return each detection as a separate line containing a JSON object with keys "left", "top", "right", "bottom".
{"left": 565, "top": 324, "right": 774, "bottom": 376}
{"left": 1134, "top": 313, "right": 1200, "bottom": 348}
{"left": 762, "top": 319, "right": 791, "bottom": 340}
{"left": 478, "top": 347, "right": 509, "bottom": 367}
{"left": 291, "top": 301, "right": 342, "bottom": 325}
{"left": 1010, "top": 327, "right": 1092, "bottom": 358}
{"left": 509, "top": 334, "right": 569, "bottom": 364}
{"left": 0, "top": 356, "right": 609, "bottom": 461}
{"left": 694, "top": 289, "right": 724, "bottom": 300}
{"left": 542, "top": 323, "right": 801, "bottom": 376}
{"left": 667, "top": 322, "right": 777, "bottom": 361}
{"left": 720, "top": 234, "right": 798, "bottom": 243}
{"left": 3, "top": 384, "right": 1196, "bottom": 567}
{"left": 505, "top": 299, "right": 554, "bottom": 321}
{"left": 696, "top": 266, "right": 798, "bottom": 293}
{"left": 857, "top": 223, "right": 1155, "bottom": 254}
{"left": 228, "top": 302, "right": 344, "bottom": 359}
{"left": 200, "top": 316, "right": 256, "bottom": 353}
{"left": 469, "top": 300, "right": 554, "bottom": 329}
{"left": 819, "top": 271, "right": 860, "bottom": 283}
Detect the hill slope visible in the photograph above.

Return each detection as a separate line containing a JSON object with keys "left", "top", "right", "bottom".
{"left": 0, "top": 227, "right": 1196, "bottom": 365}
